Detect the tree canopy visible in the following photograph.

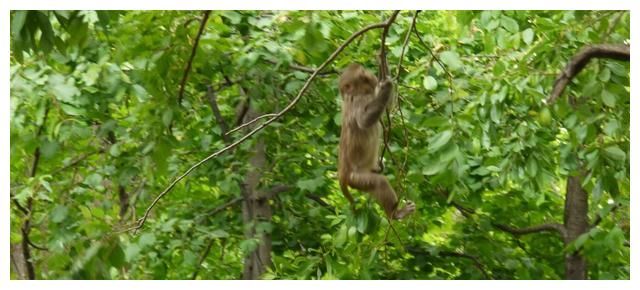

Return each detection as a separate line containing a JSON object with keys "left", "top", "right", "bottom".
{"left": 10, "top": 10, "right": 629, "bottom": 280}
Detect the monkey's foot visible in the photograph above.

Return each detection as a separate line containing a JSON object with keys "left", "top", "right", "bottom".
{"left": 393, "top": 200, "right": 416, "bottom": 220}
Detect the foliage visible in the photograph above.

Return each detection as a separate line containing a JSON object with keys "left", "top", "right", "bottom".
{"left": 10, "top": 10, "right": 629, "bottom": 279}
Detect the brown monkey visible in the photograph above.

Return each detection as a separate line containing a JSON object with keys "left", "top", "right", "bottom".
{"left": 338, "top": 63, "right": 415, "bottom": 219}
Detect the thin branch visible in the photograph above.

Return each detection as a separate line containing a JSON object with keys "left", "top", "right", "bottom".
{"left": 492, "top": 222, "right": 567, "bottom": 240}
{"left": 394, "top": 10, "right": 419, "bottom": 81}
{"left": 26, "top": 240, "right": 48, "bottom": 251}
{"left": 192, "top": 237, "right": 216, "bottom": 279}
{"left": 439, "top": 251, "right": 492, "bottom": 279}
{"left": 377, "top": 10, "right": 400, "bottom": 172}
{"left": 18, "top": 100, "right": 50, "bottom": 280}
{"left": 378, "top": 10, "right": 400, "bottom": 80}
{"left": 547, "top": 44, "right": 630, "bottom": 104}
{"left": 177, "top": 10, "right": 211, "bottom": 104}
{"left": 198, "top": 196, "right": 243, "bottom": 220}
{"left": 260, "top": 184, "right": 294, "bottom": 200}
{"left": 133, "top": 13, "right": 397, "bottom": 233}
{"left": 225, "top": 113, "right": 278, "bottom": 136}
{"left": 412, "top": 21, "right": 454, "bottom": 87}
{"left": 437, "top": 189, "right": 567, "bottom": 239}
{"left": 304, "top": 193, "right": 331, "bottom": 209}
{"left": 265, "top": 58, "right": 337, "bottom": 75}
{"left": 206, "top": 86, "right": 232, "bottom": 143}
{"left": 591, "top": 203, "right": 621, "bottom": 227}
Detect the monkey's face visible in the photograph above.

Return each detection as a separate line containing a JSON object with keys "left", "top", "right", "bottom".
{"left": 339, "top": 64, "right": 378, "bottom": 97}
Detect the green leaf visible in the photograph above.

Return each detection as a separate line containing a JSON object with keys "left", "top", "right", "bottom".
{"left": 603, "top": 119, "right": 619, "bottom": 136}
{"left": 501, "top": 16, "right": 519, "bottom": 33}
{"left": 51, "top": 205, "right": 69, "bottom": 223}
{"left": 132, "top": 84, "right": 149, "bottom": 102}
{"left": 222, "top": 11, "right": 242, "bottom": 24}
{"left": 209, "top": 229, "right": 229, "bottom": 239}
{"left": 11, "top": 11, "right": 28, "bottom": 37}
{"left": 526, "top": 157, "right": 538, "bottom": 177}
{"left": 138, "top": 233, "right": 156, "bottom": 247}
{"left": 603, "top": 145, "right": 626, "bottom": 161}
{"left": 423, "top": 75, "right": 437, "bottom": 90}
{"left": 296, "top": 177, "right": 324, "bottom": 192}
{"left": 601, "top": 90, "right": 616, "bottom": 108}
{"left": 422, "top": 159, "right": 448, "bottom": 176}
{"left": 49, "top": 74, "right": 80, "bottom": 103}
{"left": 573, "top": 232, "right": 589, "bottom": 249}
{"left": 598, "top": 68, "right": 611, "bottom": 82}
{"left": 428, "top": 130, "right": 453, "bottom": 153}
{"left": 162, "top": 108, "right": 173, "bottom": 127}
{"left": 522, "top": 28, "right": 534, "bottom": 45}
{"left": 439, "top": 51, "right": 462, "bottom": 71}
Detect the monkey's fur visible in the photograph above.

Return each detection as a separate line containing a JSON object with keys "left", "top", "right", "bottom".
{"left": 338, "top": 64, "right": 415, "bottom": 219}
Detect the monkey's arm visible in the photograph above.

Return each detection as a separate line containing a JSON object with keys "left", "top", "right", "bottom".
{"left": 356, "top": 79, "right": 393, "bottom": 128}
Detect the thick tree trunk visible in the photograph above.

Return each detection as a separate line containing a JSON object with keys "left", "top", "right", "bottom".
{"left": 563, "top": 174, "right": 589, "bottom": 279}
{"left": 240, "top": 108, "right": 271, "bottom": 280}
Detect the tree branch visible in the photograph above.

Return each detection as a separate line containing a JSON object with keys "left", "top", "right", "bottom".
{"left": 547, "top": 44, "right": 630, "bottom": 104}
{"left": 439, "top": 251, "right": 492, "bottom": 279}
{"left": 265, "top": 58, "right": 337, "bottom": 75}
{"left": 492, "top": 222, "right": 567, "bottom": 240}
{"left": 378, "top": 10, "right": 400, "bottom": 80}
{"left": 133, "top": 12, "right": 398, "bottom": 233}
{"left": 192, "top": 237, "right": 216, "bottom": 279}
{"left": 177, "top": 10, "right": 211, "bottom": 104}
{"left": 437, "top": 189, "right": 567, "bottom": 239}
{"left": 394, "top": 10, "right": 419, "bottom": 81}
{"left": 591, "top": 203, "right": 621, "bottom": 227}
{"left": 206, "top": 86, "right": 232, "bottom": 143}
{"left": 226, "top": 113, "right": 278, "bottom": 136}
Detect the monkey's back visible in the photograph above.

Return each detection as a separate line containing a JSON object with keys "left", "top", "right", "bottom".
{"left": 338, "top": 109, "right": 381, "bottom": 175}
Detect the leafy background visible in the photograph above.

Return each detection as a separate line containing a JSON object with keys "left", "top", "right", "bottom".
{"left": 9, "top": 10, "right": 629, "bottom": 279}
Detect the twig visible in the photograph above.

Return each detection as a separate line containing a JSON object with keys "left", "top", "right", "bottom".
{"left": 205, "top": 86, "right": 232, "bottom": 143}
{"left": 132, "top": 13, "right": 398, "bottom": 233}
{"left": 202, "top": 196, "right": 243, "bottom": 218}
{"left": 394, "top": 11, "right": 419, "bottom": 81}
{"left": 591, "top": 203, "right": 621, "bottom": 227}
{"left": 377, "top": 10, "right": 400, "bottom": 172}
{"left": 378, "top": 10, "right": 400, "bottom": 80}
{"left": 177, "top": 10, "right": 211, "bottom": 104}
{"left": 192, "top": 237, "right": 216, "bottom": 279}
{"left": 600, "top": 12, "right": 625, "bottom": 43}
{"left": 492, "top": 222, "right": 567, "bottom": 240}
{"left": 439, "top": 251, "right": 492, "bottom": 279}
{"left": 437, "top": 188, "right": 567, "bottom": 239}
{"left": 547, "top": 44, "right": 630, "bottom": 104}
{"left": 265, "top": 58, "right": 337, "bottom": 75}
{"left": 225, "top": 114, "right": 278, "bottom": 136}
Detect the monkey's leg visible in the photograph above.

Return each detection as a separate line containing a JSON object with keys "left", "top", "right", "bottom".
{"left": 348, "top": 171, "right": 398, "bottom": 218}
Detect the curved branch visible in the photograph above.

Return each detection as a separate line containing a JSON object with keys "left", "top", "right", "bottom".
{"left": 226, "top": 113, "right": 278, "bottom": 136}
{"left": 394, "top": 10, "right": 419, "bottom": 81}
{"left": 492, "top": 222, "right": 567, "bottom": 240}
{"left": 177, "top": 10, "right": 211, "bottom": 104}
{"left": 439, "top": 251, "right": 492, "bottom": 279}
{"left": 132, "top": 13, "right": 397, "bottom": 233}
{"left": 378, "top": 10, "right": 400, "bottom": 80}
{"left": 265, "top": 58, "right": 337, "bottom": 75}
{"left": 591, "top": 203, "right": 621, "bottom": 227}
{"left": 547, "top": 44, "right": 630, "bottom": 104}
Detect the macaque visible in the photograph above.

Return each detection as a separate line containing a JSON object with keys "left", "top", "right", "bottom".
{"left": 338, "top": 63, "right": 415, "bottom": 219}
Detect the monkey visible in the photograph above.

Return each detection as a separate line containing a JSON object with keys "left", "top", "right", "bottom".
{"left": 338, "top": 63, "right": 416, "bottom": 220}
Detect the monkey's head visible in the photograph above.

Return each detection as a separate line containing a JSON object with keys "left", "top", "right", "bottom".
{"left": 339, "top": 63, "right": 378, "bottom": 97}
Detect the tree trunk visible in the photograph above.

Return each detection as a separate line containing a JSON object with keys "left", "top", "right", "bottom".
{"left": 563, "top": 174, "right": 589, "bottom": 279}
{"left": 240, "top": 108, "right": 271, "bottom": 280}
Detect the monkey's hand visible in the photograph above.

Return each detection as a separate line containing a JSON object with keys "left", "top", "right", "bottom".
{"left": 377, "top": 78, "right": 393, "bottom": 96}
